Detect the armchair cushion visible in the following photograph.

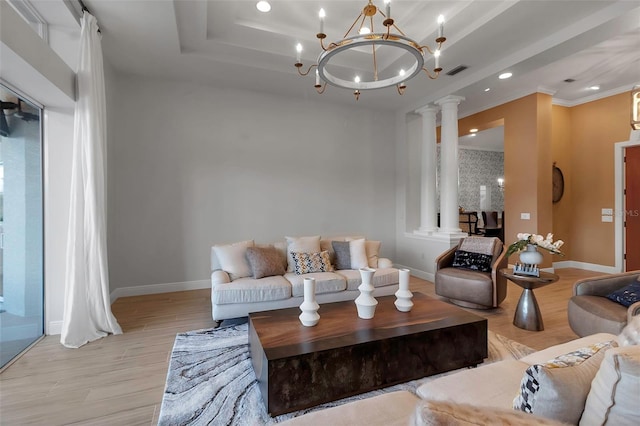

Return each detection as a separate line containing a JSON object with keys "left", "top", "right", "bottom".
{"left": 452, "top": 250, "right": 493, "bottom": 272}
{"left": 459, "top": 236, "right": 497, "bottom": 255}
{"left": 606, "top": 280, "right": 640, "bottom": 307}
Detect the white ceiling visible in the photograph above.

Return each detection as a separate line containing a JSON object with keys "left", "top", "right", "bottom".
{"left": 21, "top": 0, "right": 640, "bottom": 147}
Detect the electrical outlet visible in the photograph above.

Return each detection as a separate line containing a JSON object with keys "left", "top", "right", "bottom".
{"left": 602, "top": 208, "right": 613, "bottom": 215}
{"left": 521, "top": 213, "right": 531, "bottom": 220}
{"left": 602, "top": 215, "right": 613, "bottom": 222}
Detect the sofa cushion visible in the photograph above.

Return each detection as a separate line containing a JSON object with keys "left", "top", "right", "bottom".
{"left": 285, "top": 272, "right": 346, "bottom": 297}
{"left": 520, "top": 333, "right": 618, "bottom": 365}
{"left": 580, "top": 345, "right": 640, "bottom": 426}
{"left": 411, "top": 399, "right": 568, "bottom": 426}
{"left": 291, "top": 251, "right": 334, "bottom": 275}
{"left": 332, "top": 241, "right": 352, "bottom": 270}
{"left": 339, "top": 268, "right": 399, "bottom": 291}
{"left": 619, "top": 315, "right": 640, "bottom": 346}
{"left": 348, "top": 238, "right": 369, "bottom": 269}
{"left": 452, "top": 250, "right": 493, "bottom": 272}
{"left": 606, "top": 280, "right": 640, "bottom": 307}
{"left": 285, "top": 236, "right": 321, "bottom": 272}
{"left": 212, "top": 239, "right": 254, "bottom": 280}
{"left": 212, "top": 275, "right": 291, "bottom": 305}
{"left": 245, "top": 246, "right": 286, "bottom": 279}
{"left": 365, "top": 240, "right": 381, "bottom": 268}
{"left": 513, "top": 341, "right": 615, "bottom": 425}
{"left": 416, "top": 360, "right": 528, "bottom": 409}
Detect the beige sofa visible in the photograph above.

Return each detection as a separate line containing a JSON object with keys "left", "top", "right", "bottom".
{"left": 280, "top": 330, "right": 640, "bottom": 425}
{"left": 210, "top": 235, "right": 399, "bottom": 323}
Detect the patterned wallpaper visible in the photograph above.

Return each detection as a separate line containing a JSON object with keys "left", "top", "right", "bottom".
{"left": 437, "top": 147, "right": 504, "bottom": 213}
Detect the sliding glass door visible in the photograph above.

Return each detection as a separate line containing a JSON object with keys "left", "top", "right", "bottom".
{"left": 0, "top": 84, "right": 44, "bottom": 370}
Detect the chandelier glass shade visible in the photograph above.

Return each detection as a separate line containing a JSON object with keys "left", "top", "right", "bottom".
{"left": 294, "top": 0, "right": 446, "bottom": 100}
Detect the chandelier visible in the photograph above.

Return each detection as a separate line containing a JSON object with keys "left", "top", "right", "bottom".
{"left": 294, "top": 0, "right": 446, "bottom": 100}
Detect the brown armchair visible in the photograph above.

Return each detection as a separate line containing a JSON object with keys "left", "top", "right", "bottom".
{"left": 568, "top": 271, "right": 640, "bottom": 337}
{"left": 434, "top": 236, "right": 508, "bottom": 309}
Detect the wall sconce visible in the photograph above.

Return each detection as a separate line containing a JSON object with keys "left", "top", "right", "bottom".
{"left": 632, "top": 85, "right": 640, "bottom": 130}
{"left": 497, "top": 177, "right": 504, "bottom": 192}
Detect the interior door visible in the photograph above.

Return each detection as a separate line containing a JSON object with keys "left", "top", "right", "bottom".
{"left": 625, "top": 145, "right": 640, "bottom": 271}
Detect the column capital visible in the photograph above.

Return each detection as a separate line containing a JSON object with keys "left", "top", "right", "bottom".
{"left": 415, "top": 104, "right": 439, "bottom": 116}
{"left": 435, "top": 95, "right": 465, "bottom": 107}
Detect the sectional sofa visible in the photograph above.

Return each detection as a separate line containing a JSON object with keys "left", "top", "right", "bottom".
{"left": 209, "top": 235, "right": 399, "bottom": 324}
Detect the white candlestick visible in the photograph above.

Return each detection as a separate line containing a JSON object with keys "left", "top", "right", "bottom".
{"left": 385, "top": 0, "right": 391, "bottom": 18}
{"left": 295, "top": 43, "right": 302, "bottom": 63}
{"left": 435, "top": 50, "right": 440, "bottom": 69}
{"left": 437, "top": 15, "right": 445, "bottom": 38}
{"left": 315, "top": 69, "right": 320, "bottom": 85}
{"left": 319, "top": 8, "right": 325, "bottom": 34}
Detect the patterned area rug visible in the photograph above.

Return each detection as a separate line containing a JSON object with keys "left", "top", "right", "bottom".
{"left": 158, "top": 323, "right": 534, "bottom": 426}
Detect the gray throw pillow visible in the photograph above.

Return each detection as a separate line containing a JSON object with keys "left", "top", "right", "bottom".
{"left": 245, "top": 246, "right": 286, "bottom": 279}
{"left": 332, "top": 241, "right": 351, "bottom": 270}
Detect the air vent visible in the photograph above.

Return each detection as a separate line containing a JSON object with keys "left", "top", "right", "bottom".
{"left": 446, "top": 65, "right": 468, "bottom": 76}
{"left": 563, "top": 78, "right": 576, "bottom": 83}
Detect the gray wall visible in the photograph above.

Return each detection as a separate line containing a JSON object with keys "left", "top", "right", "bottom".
{"left": 108, "top": 75, "right": 397, "bottom": 290}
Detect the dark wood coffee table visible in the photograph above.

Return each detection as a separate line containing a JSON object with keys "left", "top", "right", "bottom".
{"left": 248, "top": 292, "right": 487, "bottom": 416}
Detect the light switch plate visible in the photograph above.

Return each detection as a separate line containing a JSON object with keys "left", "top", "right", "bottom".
{"left": 602, "top": 215, "right": 613, "bottom": 222}
{"left": 602, "top": 208, "right": 613, "bottom": 215}
{"left": 521, "top": 213, "right": 531, "bottom": 220}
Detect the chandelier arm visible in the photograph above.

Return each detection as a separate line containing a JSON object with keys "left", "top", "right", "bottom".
{"left": 296, "top": 64, "right": 318, "bottom": 77}
{"left": 319, "top": 38, "right": 340, "bottom": 52}
{"left": 422, "top": 67, "right": 442, "bottom": 80}
{"left": 315, "top": 82, "right": 327, "bottom": 94}
{"left": 345, "top": 12, "right": 364, "bottom": 38}
{"left": 419, "top": 44, "right": 436, "bottom": 55}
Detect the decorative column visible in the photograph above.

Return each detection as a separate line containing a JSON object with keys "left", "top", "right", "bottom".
{"left": 435, "top": 95, "right": 465, "bottom": 234}
{"left": 415, "top": 104, "right": 439, "bottom": 234}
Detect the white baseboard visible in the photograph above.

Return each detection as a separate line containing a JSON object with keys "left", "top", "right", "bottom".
{"left": 47, "top": 320, "right": 63, "bottom": 336}
{"left": 109, "top": 279, "right": 211, "bottom": 303}
{"left": 395, "top": 263, "right": 435, "bottom": 283}
{"left": 553, "top": 261, "right": 620, "bottom": 274}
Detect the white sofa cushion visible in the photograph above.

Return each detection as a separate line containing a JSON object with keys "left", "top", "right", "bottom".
{"left": 348, "top": 238, "right": 369, "bottom": 269}
{"left": 285, "top": 272, "right": 346, "bottom": 297}
{"left": 285, "top": 236, "right": 321, "bottom": 272}
{"left": 416, "top": 360, "right": 528, "bottom": 409}
{"left": 212, "top": 275, "right": 291, "bottom": 305}
{"left": 339, "top": 268, "right": 400, "bottom": 291}
{"left": 519, "top": 333, "right": 617, "bottom": 365}
{"left": 580, "top": 345, "right": 640, "bottom": 426}
{"left": 212, "top": 239, "right": 254, "bottom": 280}
{"left": 365, "top": 240, "right": 382, "bottom": 268}
{"left": 411, "top": 399, "right": 568, "bottom": 426}
{"left": 513, "top": 340, "right": 615, "bottom": 425}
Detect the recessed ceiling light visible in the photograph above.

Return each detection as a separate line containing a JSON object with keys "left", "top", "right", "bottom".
{"left": 498, "top": 72, "right": 512, "bottom": 80}
{"left": 589, "top": 85, "right": 600, "bottom": 90}
{"left": 256, "top": 1, "right": 271, "bottom": 12}
{"left": 470, "top": 128, "right": 478, "bottom": 133}
{"left": 484, "top": 88, "right": 491, "bottom": 92}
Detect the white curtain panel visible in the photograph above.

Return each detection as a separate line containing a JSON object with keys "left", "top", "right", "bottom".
{"left": 61, "top": 12, "right": 122, "bottom": 348}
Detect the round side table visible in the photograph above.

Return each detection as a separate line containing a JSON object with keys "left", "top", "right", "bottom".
{"left": 499, "top": 268, "right": 559, "bottom": 331}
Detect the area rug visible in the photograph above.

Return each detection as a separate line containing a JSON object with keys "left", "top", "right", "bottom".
{"left": 158, "top": 323, "right": 534, "bottom": 426}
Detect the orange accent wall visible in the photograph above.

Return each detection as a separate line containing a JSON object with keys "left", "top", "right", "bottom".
{"left": 458, "top": 93, "right": 554, "bottom": 265}
{"left": 568, "top": 92, "right": 631, "bottom": 266}
{"left": 459, "top": 91, "right": 631, "bottom": 267}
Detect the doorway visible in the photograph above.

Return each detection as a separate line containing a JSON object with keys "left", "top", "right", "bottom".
{"left": 0, "top": 84, "right": 44, "bottom": 369}
{"left": 625, "top": 145, "right": 640, "bottom": 270}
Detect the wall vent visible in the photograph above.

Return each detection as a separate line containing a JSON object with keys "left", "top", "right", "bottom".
{"left": 446, "top": 65, "right": 468, "bottom": 76}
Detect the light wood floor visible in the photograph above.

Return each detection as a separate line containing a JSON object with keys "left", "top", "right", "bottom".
{"left": 0, "top": 268, "right": 603, "bottom": 425}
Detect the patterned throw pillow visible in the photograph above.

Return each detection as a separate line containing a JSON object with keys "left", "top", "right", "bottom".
{"left": 451, "top": 250, "right": 493, "bottom": 272}
{"left": 332, "top": 241, "right": 351, "bottom": 270}
{"left": 245, "top": 246, "right": 286, "bottom": 279}
{"left": 513, "top": 341, "right": 616, "bottom": 424}
{"left": 606, "top": 281, "right": 640, "bottom": 307}
{"left": 291, "top": 251, "right": 334, "bottom": 275}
